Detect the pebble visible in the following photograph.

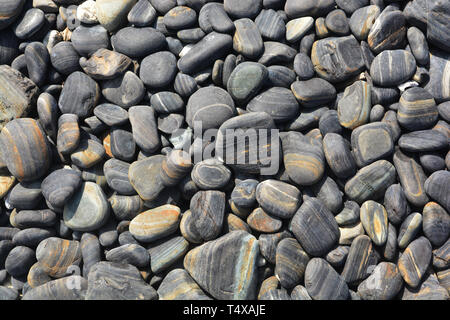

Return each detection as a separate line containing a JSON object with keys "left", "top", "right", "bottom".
{"left": 383, "top": 184, "right": 409, "bottom": 226}
{"left": 164, "top": 6, "right": 197, "bottom": 31}
{"left": 103, "top": 159, "right": 135, "bottom": 195}
{"left": 80, "top": 233, "right": 101, "bottom": 277}
{"left": 190, "top": 190, "right": 225, "bottom": 241}
{"left": 402, "top": 270, "right": 449, "bottom": 300}
{"left": 127, "top": 0, "right": 156, "bottom": 27}
{"left": 6, "top": 180, "right": 42, "bottom": 210}
{"left": 304, "top": 258, "right": 349, "bottom": 300}
{"left": 370, "top": 50, "right": 417, "bottom": 87}
{"left": 13, "top": 8, "right": 45, "bottom": 40}
{"left": 398, "top": 130, "right": 447, "bottom": 153}
{"left": 227, "top": 62, "right": 268, "bottom": 104}
{"left": 191, "top": 159, "right": 231, "bottom": 190}
{"left": 184, "top": 230, "right": 259, "bottom": 300}
{"left": 76, "top": 0, "right": 98, "bottom": 24}
{"left": 293, "top": 53, "right": 314, "bottom": 80}
{"left": 57, "top": 113, "right": 80, "bottom": 154}
{"left": 255, "top": 9, "right": 285, "bottom": 41}
{"left": 338, "top": 80, "right": 371, "bottom": 129}
{"left": 70, "top": 137, "right": 105, "bottom": 169}
{"left": 311, "top": 35, "right": 364, "bottom": 83}
{"left": 24, "top": 42, "right": 49, "bottom": 87}
{"left": 248, "top": 87, "right": 299, "bottom": 122}
{"left": 71, "top": 25, "right": 110, "bottom": 57}
{"left": 345, "top": 160, "right": 396, "bottom": 204}
{"left": 129, "top": 204, "right": 180, "bottom": 243}
{"left": 224, "top": 0, "right": 261, "bottom": 19}
{"left": 160, "top": 150, "right": 192, "bottom": 186}
{"left": 23, "top": 275, "right": 87, "bottom": 300}
{"left": 111, "top": 126, "right": 137, "bottom": 161}
{"left": 86, "top": 261, "right": 157, "bottom": 300}
{"left": 111, "top": 27, "right": 166, "bottom": 58}
{"left": 0, "top": 175, "right": 15, "bottom": 199}
{"left": 423, "top": 202, "right": 450, "bottom": 247}
{"left": 357, "top": 262, "right": 403, "bottom": 300}
{"left": 323, "top": 133, "right": 357, "bottom": 179}
{"left": 335, "top": 201, "right": 360, "bottom": 226}
{"left": 290, "top": 198, "right": 339, "bottom": 257}
{"left": 96, "top": 0, "right": 137, "bottom": 32}
{"left": 425, "top": 50, "right": 450, "bottom": 103}
{"left": 351, "top": 122, "right": 394, "bottom": 167}
{"left": 199, "top": 3, "right": 234, "bottom": 34}
{"left": 247, "top": 208, "right": 282, "bottom": 233}
{"left": 140, "top": 51, "right": 177, "bottom": 88}
{"left": 129, "top": 155, "right": 165, "bottom": 202}
{"left": 93, "top": 104, "right": 128, "bottom": 127}
{"left": 0, "top": 0, "right": 26, "bottom": 30}
{"left": 398, "top": 236, "right": 432, "bottom": 288}
{"left": 291, "top": 78, "right": 336, "bottom": 107}
{"left": 360, "top": 200, "right": 388, "bottom": 246}
{"left": 397, "top": 212, "right": 422, "bottom": 249}
{"left": 128, "top": 106, "right": 160, "bottom": 154}
{"left": 11, "top": 209, "right": 57, "bottom": 229}
{"left": 284, "top": 0, "right": 335, "bottom": 18}
{"left": 148, "top": 235, "right": 189, "bottom": 273}
{"left": 63, "top": 182, "right": 109, "bottom": 231}
{"left": 349, "top": 5, "right": 380, "bottom": 40}
{"left": 157, "top": 268, "right": 211, "bottom": 300}
{"left": 425, "top": 171, "right": 450, "bottom": 213}
{"left": 258, "top": 41, "right": 296, "bottom": 65}
{"left": 325, "top": 9, "right": 349, "bottom": 36}
{"left": 398, "top": 87, "right": 438, "bottom": 131}
{"left": 286, "top": 17, "right": 314, "bottom": 43}
{"left": 102, "top": 71, "right": 145, "bottom": 108}
{"left": 5, "top": 246, "right": 36, "bottom": 277}
{"left": 109, "top": 194, "right": 143, "bottom": 221}
{"left": 275, "top": 238, "right": 309, "bottom": 289}
{"left": 105, "top": 244, "right": 149, "bottom": 268}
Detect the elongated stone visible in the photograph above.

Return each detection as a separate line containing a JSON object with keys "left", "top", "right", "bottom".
{"left": 291, "top": 78, "right": 336, "bottom": 107}
{"left": 323, "top": 133, "right": 356, "bottom": 179}
{"left": 258, "top": 41, "right": 297, "bottom": 65}
{"left": 233, "top": 18, "right": 263, "bottom": 59}
{"left": 80, "top": 233, "right": 100, "bottom": 277}
{"left": 305, "top": 258, "right": 349, "bottom": 300}
{"left": 398, "top": 130, "right": 447, "bottom": 153}
{"left": 338, "top": 81, "right": 371, "bottom": 130}
{"left": 111, "top": 27, "right": 166, "bottom": 58}
{"left": 383, "top": 184, "right": 409, "bottom": 226}
{"left": 158, "top": 268, "right": 211, "bottom": 300}
{"left": 109, "top": 127, "right": 135, "bottom": 162}
{"left": 184, "top": 230, "right": 259, "bottom": 300}
{"left": 6, "top": 180, "right": 42, "bottom": 210}
{"left": 11, "top": 209, "right": 57, "bottom": 229}
{"left": 367, "top": 10, "right": 406, "bottom": 54}
{"left": 147, "top": 235, "right": 189, "bottom": 273}
{"left": 106, "top": 244, "right": 149, "bottom": 268}
{"left": 190, "top": 190, "right": 225, "bottom": 241}
{"left": 290, "top": 198, "right": 339, "bottom": 257}
{"left": 36, "top": 237, "right": 81, "bottom": 277}
{"left": 423, "top": 202, "right": 450, "bottom": 247}
{"left": 255, "top": 9, "right": 285, "bottom": 41}
{"left": 178, "top": 32, "right": 233, "bottom": 74}
{"left": 398, "top": 212, "right": 422, "bottom": 249}
{"left": 392, "top": 150, "right": 428, "bottom": 209}
{"left": 424, "top": 50, "right": 450, "bottom": 103}
{"left": 0, "top": 118, "right": 51, "bottom": 181}
{"left": 425, "top": 171, "right": 450, "bottom": 212}
{"left": 63, "top": 182, "right": 109, "bottom": 232}
{"left": 398, "top": 236, "right": 432, "bottom": 288}
{"left": 275, "top": 238, "right": 309, "bottom": 289}
{"left": 129, "top": 155, "right": 165, "bottom": 202}
{"left": 284, "top": 0, "right": 335, "bottom": 18}
{"left": 23, "top": 276, "right": 87, "bottom": 300}
{"left": 13, "top": 8, "right": 45, "bottom": 39}
{"left": 370, "top": 50, "right": 416, "bottom": 87}
{"left": 37, "top": 92, "right": 58, "bottom": 140}
{"left": 57, "top": 114, "right": 79, "bottom": 154}
{"left": 345, "top": 160, "right": 396, "bottom": 204}
{"left": 360, "top": 200, "right": 388, "bottom": 246}
{"left": 129, "top": 205, "right": 180, "bottom": 243}
{"left": 247, "top": 87, "right": 299, "bottom": 122}
{"left": 24, "top": 42, "right": 49, "bottom": 87}
{"left": 199, "top": 2, "right": 234, "bottom": 34}
{"left": 5, "top": 246, "right": 36, "bottom": 277}
{"left": 12, "top": 228, "right": 55, "bottom": 247}
{"left": 86, "top": 261, "right": 157, "bottom": 300}
{"left": 281, "top": 131, "right": 325, "bottom": 186}
{"left": 128, "top": 106, "right": 160, "bottom": 154}
{"left": 349, "top": 5, "right": 380, "bottom": 40}
{"left": 286, "top": 17, "right": 314, "bottom": 42}
{"left": 224, "top": 0, "right": 261, "bottom": 19}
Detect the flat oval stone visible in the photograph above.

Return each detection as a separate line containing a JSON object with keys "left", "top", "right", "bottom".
{"left": 12, "top": 228, "right": 55, "bottom": 247}
{"left": 42, "top": 169, "right": 81, "bottom": 209}
{"left": 93, "top": 104, "right": 128, "bottom": 127}
{"left": 186, "top": 86, "right": 236, "bottom": 130}
{"left": 50, "top": 41, "right": 80, "bottom": 76}
{"left": 158, "top": 268, "right": 211, "bottom": 300}
{"left": 5, "top": 246, "right": 36, "bottom": 277}
{"left": 149, "top": 0, "right": 176, "bottom": 15}
{"left": 174, "top": 73, "right": 197, "bottom": 98}
{"left": 190, "top": 190, "right": 225, "bottom": 241}
{"left": 357, "top": 262, "right": 403, "bottom": 300}
{"left": 158, "top": 113, "right": 184, "bottom": 135}
{"left": 129, "top": 204, "right": 180, "bottom": 243}
{"left": 360, "top": 200, "right": 388, "bottom": 246}
{"left": 286, "top": 17, "right": 314, "bottom": 42}
{"left": 293, "top": 53, "right": 314, "bottom": 80}
{"left": 258, "top": 41, "right": 297, "bottom": 66}
{"left": 11, "top": 209, "right": 57, "bottom": 229}
{"left": 338, "top": 81, "right": 371, "bottom": 129}
{"left": 267, "top": 65, "right": 296, "bottom": 87}
{"left": 256, "top": 179, "right": 301, "bottom": 219}
{"left": 227, "top": 62, "right": 268, "bottom": 104}
{"left": 148, "top": 235, "right": 189, "bottom": 273}
{"left": 105, "top": 244, "right": 149, "bottom": 268}
{"left": 383, "top": 184, "right": 409, "bottom": 226}
{"left": 311, "top": 35, "right": 364, "bottom": 83}
{"left": 140, "top": 51, "right": 177, "bottom": 88}
{"left": 13, "top": 8, "right": 45, "bottom": 39}
{"left": 281, "top": 131, "right": 325, "bottom": 186}
{"left": 255, "top": 9, "right": 285, "bottom": 41}
{"left": 96, "top": 0, "right": 137, "bottom": 32}
{"left": 0, "top": 118, "right": 51, "bottom": 181}
{"left": 425, "top": 170, "right": 450, "bottom": 212}
{"left": 128, "top": 106, "right": 159, "bottom": 154}
{"left": 398, "top": 130, "right": 447, "bottom": 153}
{"left": 275, "top": 238, "right": 309, "bottom": 289}
{"left": 423, "top": 202, "right": 450, "bottom": 247}
{"left": 86, "top": 261, "right": 157, "bottom": 300}
{"left": 0, "top": 0, "right": 26, "bottom": 30}
{"left": 80, "top": 48, "right": 131, "bottom": 81}
{"left": 35, "top": 237, "right": 81, "bottom": 277}
{"left": 398, "top": 236, "right": 432, "bottom": 288}
{"left": 323, "top": 133, "right": 357, "bottom": 179}
{"left": 230, "top": 179, "right": 258, "bottom": 208}
{"left": 341, "top": 235, "right": 379, "bottom": 285}
{"left": 71, "top": 25, "right": 110, "bottom": 57}
{"left": 109, "top": 194, "right": 143, "bottom": 220}
{"left": 247, "top": 207, "right": 282, "bottom": 233}
{"left": 398, "top": 87, "right": 438, "bottom": 131}
{"left": 129, "top": 155, "right": 165, "bottom": 202}
{"left": 57, "top": 113, "right": 80, "bottom": 154}
{"left": 24, "top": 42, "right": 49, "bottom": 87}
{"left": 368, "top": 10, "right": 406, "bottom": 54}
{"left": 291, "top": 78, "right": 336, "bottom": 108}
{"left": 109, "top": 127, "right": 135, "bottom": 162}
{"left": 393, "top": 149, "right": 429, "bottom": 208}
{"left": 63, "top": 182, "right": 109, "bottom": 231}
{"left": 191, "top": 159, "right": 231, "bottom": 190}
{"left": 351, "top": 122, "right": 394, "bottom": 167}
{"left": 23, "top": 275, "right": 87, "bottom": 300}
{"left": 311, "top": 176, "right": 343, "bottom": 214}
{"left": 0, "top": 65, "right": 39, "bottom": 130}
{"left": 247, "top": 87, "right": 299, "bottom": 122}
{"left": 345, "top": 160, "right": 396, "bottom": 204}
{"left": 304, "top": 258, "right": 349, "bottom": 300}
{"left": 370, "top": 50, "right": 416, "bottom": 87}
{"left": 178, "top": 32, "right": 233, "bottom": 74}
{"left": 284, "top": 0, "right": 335, "bottom": 18}
{"left": 407, "top": 26, "right": 429, "bottom": 66}
{"left": 70, "top": 138, "right": 105, "bottom": 169}
{"left": 224, "top": 0, "right": 261, "bottom": 19}
{"left": 58, "top": 71, "right": 100, "bottom": 118}
{"left": 325, "top": 9, "right": 349, "bottom": 36}
{"left": 290, "top": 198, "right": 340, "bottom": 257}
{"left": 335, "top": 201, "right": 360, "bottom": 226}
{"left": 80, "top": 233, "right": 100, "bottom": 277}
{"left": 163, "top": 6, "right": 196, "bottom": 30}
{"left": 103, "top": 158, "right": 135, "bottom": 195}
{"left": 111, "top": 27, "right": 166, "bottom": 58}
{"left": 184, "top": 230, "right": 259, "bottom": 300}
{"left": 349, "top": 5, "right": 380, "bottom": 40}
{"left": 398, "top": 212, "right": 423, "bottom": 249}
{"left": 101, "top": 72, "right": 144, "bottom": 108}
{"left": 233, "top": 18, "right": 264, "bottom": 59}
{"left": 180, "top": 209, "right": 202, "bottom": 244}
{"left": 159, "top": 149, "right": 192, "bottom": 187}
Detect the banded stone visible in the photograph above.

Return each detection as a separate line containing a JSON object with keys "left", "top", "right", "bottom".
{"left": 398, "top": 236, "right": 432, "bottom": 288}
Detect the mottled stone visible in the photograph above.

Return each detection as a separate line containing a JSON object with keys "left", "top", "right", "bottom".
{"left": 227, "top": 62, "right": 268, "bottom": 104}
{"left": 23, "top": 276, "right": 87, "bottom": 300}
{"left": 36, "top": 237, "right": 81, "bottom": 277}
{"left": 190, "top": 190, "right": 225, "bottom": 241}
{"left": 357, "top": 262, "right": 403, "bottom": 300}
{"left": 349, "top": 5, "right": 380, "bottom": 40}
{"left": 360, "top": 200, "right": 388, "bottom": 246}
{"left": 106, "top": 244, "right": 149, "bottom": 268}
{"left": 247, "top": 207, "right": 282, "bottom": 233}
{"left": 57, "top": 114, "right": 80, "bottom": 154}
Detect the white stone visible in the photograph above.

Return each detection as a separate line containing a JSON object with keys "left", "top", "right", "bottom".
{"left": 77, "top": 0, "right": 99, "bottom": 24}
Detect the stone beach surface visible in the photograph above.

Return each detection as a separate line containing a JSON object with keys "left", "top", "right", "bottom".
{"left": 0, "top": 0, "right": 449, "bottom": 301}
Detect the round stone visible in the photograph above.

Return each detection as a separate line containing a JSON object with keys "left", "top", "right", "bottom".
{"left": 103, "top": 158, "right": 135, "bottom": 195}
{"left": 370, "top": 50, "right": 416, "bottom": 87}
{"left": 199, "top": 2, "right": 234, "bottom": 34}
{"left": 163, "top": 6, "right": 197, "bottom": 30}
{"left": 291, "top": 78, "right": 336, "bottom": 108}
{"left": 50, "top": 42, "right": 80, "bottom": 76}
{"left": 63, "top": 182, "right": 110, "bottom": 232}
{"left": 5, "top": 246, "right": 36, "bottom": 277}
{"left": 127, "top": 0, "right": 157, "bottom": 27}
{"left": 383, "top": 184, "right": 409, "bottom": 226}
{"left": 191, "top": 159, "right": 231, "bottom": 190}
{"left": 258, "top": 41, "right": 297, "bottom": 66}
{"left": 247, "top": 207, "right": 282, "bottom": 233}
{"left": 150, "top": 91, "right": 184, "bottom": 114}
{"left": 337, "top": 81, "right": 371, "bottom": 130}
{"left": 42, "top": 169, "right": 82, "bottom": 209}
{"left": 227, "top": 62, "right": 268, "bottom": 104}
{"left": 224, "top": 0, "right": 261, "bottom": 19}
{"left": 398, "top": 87, "right": 438, "bottom": 131}
{"left": 101, "top": 72, "right": 144, "bottom": 108}
{"left": 325, "top": 9, "right": 349, "bottom": 36}
{"left": 140, "top": 51, "right": 177, "bottom": 88}
{"left": 256, "top": 179, "right": 301, "bottom": 219}
{"left": 247, "top": 87, "right": 299, "bottom": 122}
